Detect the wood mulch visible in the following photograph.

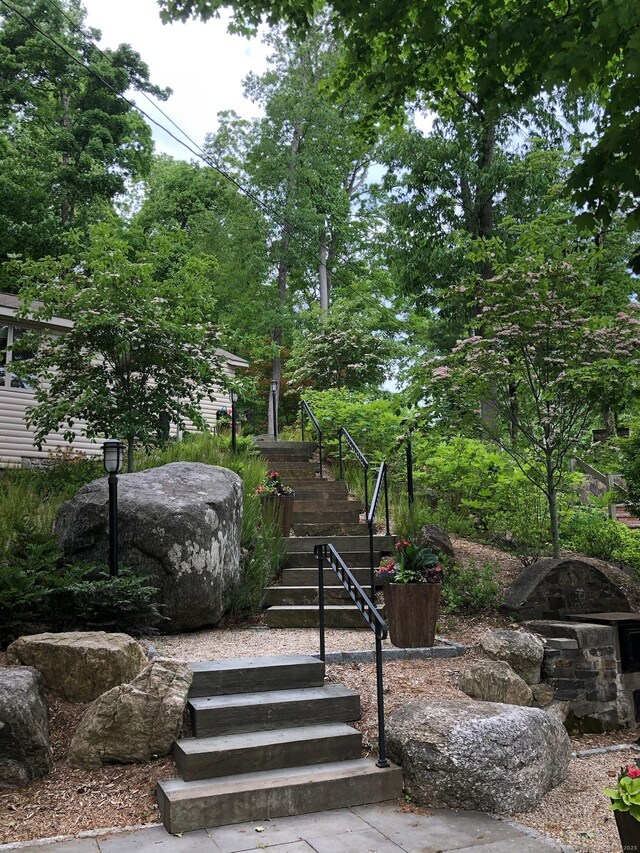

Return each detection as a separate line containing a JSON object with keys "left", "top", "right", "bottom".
{"left": 2, "top": 536, "right": 640, "bottom": 850}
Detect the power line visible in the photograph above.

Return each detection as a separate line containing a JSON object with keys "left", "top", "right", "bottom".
{"left": 0, "top": 0, "right": 396, "bottom": 314}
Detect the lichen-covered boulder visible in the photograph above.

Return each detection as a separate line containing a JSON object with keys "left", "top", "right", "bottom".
{"left": 414, "top": 524, "right": 456, "bottom": 561}
{"left": 531, "top": 683, "right": 555, "bottom": 709}
{"left": 479, "top": 629, "right": 545, "bottom": 684}
{"left": 68, "top": 659, "right": 192, "bottom": 769}
{"left": 0, "top": 667, "right": 52, "bottom": 787}
{"left": 502, "top": 557, "right": 631, "bottom": 622}
{"left": 458, "top": 660, "right": 532, "bottom": 706}
{"left": 55, "top": 462, "right": 243, "bottom": 631}
{"left": 387, "top": 699, "right": 570, "bottom": 814}
{"left": 7, "top": 632, "right": 147, "bottom": 703}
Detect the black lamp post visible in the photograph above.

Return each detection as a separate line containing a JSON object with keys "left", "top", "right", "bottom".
{"left": 270, "top": 379, "right": 278, "bottom": 441}
{"left": 102, "top": 438, "right": 125, "bottom": 577}
{"left": 230, "top": 391, "right": 238, "bottom": 452}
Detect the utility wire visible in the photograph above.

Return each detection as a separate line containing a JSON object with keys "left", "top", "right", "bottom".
{"left": 0, "top": 0, "right": 399, "bottom": 314}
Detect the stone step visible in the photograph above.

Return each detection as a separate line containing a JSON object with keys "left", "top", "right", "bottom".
{"left": 292, "top": 490, "right": 351, "bottom": 504}
{"left": 291, "top": 522, "right": 372, "bottom": 537}
{"left": 285, "top": 478, "right": 344, "bottom": 488}
{"left": 157, "top": 758, "right": 403, "bottom": 834}
{"left": 264, "top": 585, "right": 353, "bottom": 606}
{"left": 260, "top": 454, "right": 315, "bottom": 465}
{"left": 293, "top": 499, "right": 362, "bottom": 514}
{"left": 272, "top": 468, "right": 321, "bottom": 479}
{"left": 292, "top": 507, "right": 362, "bottom": 524}
{"left": 189, "top": 684, "right": 360, "bottom": 737}
{"left": 284, "top": 552, "right": 377, "bottom": 569}
{"left": 174, "top": 723, "right": 361, "bottom": 781}
{"left": 188, "top": 655, "right": 324, "bottom": 699}
{"left": 286, "top": 535, "right": 394, "bottom": 553}
{"left": 266, "top": 605, "right": 381, "bottom": 629}
{"left": 282, "top": 565, "right": 375, "bottom": 583}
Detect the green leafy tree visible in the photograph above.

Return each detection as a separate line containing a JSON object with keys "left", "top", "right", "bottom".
{"left": 159, "top": 0, "right": 639, "bottom": 266}
{"left": 0, "top": 0, "right": 169, "bottom": 267}
{"left": 429, "top": 251, "right": 640, "bottom": 557}
{"left": 12, "top": 224, "right": 224, "bottom": 470}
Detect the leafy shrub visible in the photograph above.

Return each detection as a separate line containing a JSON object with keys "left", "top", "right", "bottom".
{"left": 563, "top": 507, "right": 625, "bottom": 560}
{"left": 0, "top": 525, "right": 162, "bottom": 647}
{"left": 441, "top": 560, "right": 502, "bottom": 613}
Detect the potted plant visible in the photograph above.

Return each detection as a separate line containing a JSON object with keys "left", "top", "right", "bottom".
{"left": 256, "top": 470, "right": 295, "bottom": 537}
{"left": 375, "top": 539, "right": 443, "bottom": 648}
{"left": 603, "top": 760, "right": 640, "bottom": 849}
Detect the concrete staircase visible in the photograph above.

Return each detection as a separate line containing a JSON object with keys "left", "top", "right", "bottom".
{"left": 157, "top": 655, "right": 402, "bottom": 834}
{"left": 256, "top": 439, "right": 394, "bottom": 628}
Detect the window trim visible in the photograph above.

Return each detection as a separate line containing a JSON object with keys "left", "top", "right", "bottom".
{"left": 0, "top": 322, "right": 35, "bottom": 391}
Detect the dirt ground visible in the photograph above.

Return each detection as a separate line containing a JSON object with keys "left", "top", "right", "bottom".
{"left": 1, "top": 537, "right": 639, "bottom": 852}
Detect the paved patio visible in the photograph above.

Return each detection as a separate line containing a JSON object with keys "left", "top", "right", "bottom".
{"left": 1, "top": 801, "right": 572, "bottom": 853}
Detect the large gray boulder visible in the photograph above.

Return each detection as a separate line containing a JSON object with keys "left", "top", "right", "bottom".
{"left": 7, "top": 632, "right": 147, "bottom": 703}
{"left": 0, "top": 667, "right": 52, "bottom": 787}
{"left": 387, "top": 699, "right": 570, "bottom": 814}
{"left": 479, "top": 629, "right": 545, "bottom": 684}
{"left": 502, "top": 557, "right": 631, "bottom": 622}
{"left": 68, "top": 659, "right": 192, "bottom": 770}
{"left": 55, "top": 462, "right": 243, "bottom": 631}
{"left": 458, "top": 660, "right": 533, "bottom": 706}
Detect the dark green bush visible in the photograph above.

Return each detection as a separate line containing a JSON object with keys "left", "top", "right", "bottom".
{"left": 441, "top": 560, "right": 502, "bottom": 614}
{"left": 563, "top": 507, "right": 625, "bottom": 561}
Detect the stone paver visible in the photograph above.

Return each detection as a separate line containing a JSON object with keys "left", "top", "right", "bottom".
{"left": 1, "top": 803, "right": 569, "bottom": 853}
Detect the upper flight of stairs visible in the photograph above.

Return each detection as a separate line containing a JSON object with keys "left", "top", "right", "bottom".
{"left": 255, "top": 438, "right": 394, "bottom": 628}
{"left": 156, "top": 655, "right": 403, "bottom": 834}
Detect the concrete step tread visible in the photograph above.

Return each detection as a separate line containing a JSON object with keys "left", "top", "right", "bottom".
{"left": 176, "top": 722, "right": 359, "bottom": 756}
{"left": 159, "top": 758, "right": 400, "bottom": 799}
{"left": 189, "top": 683, "right": 358, "bottom": 712}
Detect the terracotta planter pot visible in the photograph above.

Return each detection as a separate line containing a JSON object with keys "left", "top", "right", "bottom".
{"left": 260, "top": 493, "right": 295, "bottom": 537}
{"left": 614, "top": 809, "right": 640, "bottom": 851}
{"left": 383, "top": 582, "right": 441, "bottom": 648}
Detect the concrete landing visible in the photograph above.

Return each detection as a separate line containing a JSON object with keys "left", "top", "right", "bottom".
{"left": 1, "top": 801, "right": 572, "bottom": 852}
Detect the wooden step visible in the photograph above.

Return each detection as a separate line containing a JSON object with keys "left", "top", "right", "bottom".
{"left": 266, "top": 605, "right": 381, "bottom": 629}
{"left": 188, "top": 655, "right": 324, "bottom": 698}
{"left": 189, "top": 684, "right": 360, "bottom": 737}
{"left": 174, "top": 723, "right": 361, "bottom": 781}
{"left": 157, "top": 759, "right": 403, "bottom": 833}
{"left": 292, "top": 507, "right": 361, "bottom": 524}
{"left": 255, "top": 441, "right": 316, "bottom": 452}
{"left": 286, "top": 535, "right": 395, "bottom": 553}
{"left": 291, "top": 522, "right": 372, "bottom": 536}
{"left": 284, "top": 552, "right": 379, "bottom": 569}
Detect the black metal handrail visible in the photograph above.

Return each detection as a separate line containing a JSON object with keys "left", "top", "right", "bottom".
{"left": 300, "top": 400, "right": 324, "bottom": 478}
{"left": 338, "top": 426, "right": 370, "bottom": 515}
{"left": 315, "top": 543, "right": 390, "bottom": 769}
{"left": 367, "top": 462, "right": 391, "bottom": 598}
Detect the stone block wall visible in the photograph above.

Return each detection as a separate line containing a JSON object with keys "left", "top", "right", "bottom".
{"left": 524, "top": 620, "right": 633, "bottom": 732}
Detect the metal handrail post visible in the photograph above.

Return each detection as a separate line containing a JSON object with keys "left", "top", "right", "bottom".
{"left": 383, "top": 467, "right": 390, "bottom": 535}
{"left": 375, "top": 633, "right": 390, "bottom": 767}
{"left": 363, "top": 463, "right": 369, "bottom": 518}
{"left": 319, "top": 434, "right": 323, "bottom": 479}
{"left": 368, "top": 518, "right": 375, "bottom": 600}
{"left": 339, "top": 432, "right": 344, "bottom": 480}
{"left": 316, "top": 544, "right": 325, "bottom": 662}
{"left": 301, "top": 402, "right": 305, "bottom": 441}
{"left": 406, "top": 437, "right": 414, "bottom": 508}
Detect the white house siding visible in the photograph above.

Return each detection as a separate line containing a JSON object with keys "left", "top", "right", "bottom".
{"left": 0, "top": 386, "right": 103, "bottom": 467}
{"left": 0, "top": 293, "right": 249, "bottom": 468}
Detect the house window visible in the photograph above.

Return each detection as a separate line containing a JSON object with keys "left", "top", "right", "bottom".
{"left": 0, "top": 323, "right": 35, "bottom": 390}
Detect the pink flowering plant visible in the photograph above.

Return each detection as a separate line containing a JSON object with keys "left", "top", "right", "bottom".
{"left": 255, "top": 470, "right": 294, "bottom": 496}
{"left": 376, "top": 539, "right": 443, "bottom": 584}
{"left": 604, "top": 759, "right": 640, "bottom": 821}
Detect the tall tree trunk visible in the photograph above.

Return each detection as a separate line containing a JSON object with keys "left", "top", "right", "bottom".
{"left": 319, "top": 228, "right": 329, "bottom": 311}
{"left": 268, "top": 120, "right": 302, "bottom": 436}
{"left": 545, "top": 446, "right": 560, "bottom": 559}
{"left": 60, "top": 90, "right": 72, "bottom": 227}
{"left": 127, "top": 434, "right": 135, "bottom": 473}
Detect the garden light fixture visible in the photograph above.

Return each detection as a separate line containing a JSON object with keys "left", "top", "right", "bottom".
{"left": 270, "top": 380, "right": 278, "bottom": 441}
{"left": 102, "top": 439, "right": 125, "bottom": 577}
{"left": 230, "top": 391, "right": 238, "bottom": 452}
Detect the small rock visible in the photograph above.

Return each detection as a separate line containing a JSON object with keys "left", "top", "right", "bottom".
{"left": 7, "top": 632, "right": 147, "bottom": 703}
{"left": 480, "top": 629, "right": 544, "bottom": 684}
{"left": 458, "top": 660, "right": 532, "bottom": 706}
{"left": 68, "top": 659, "right": 193, "bottom": 769}
{"left": 0, "top": 667, "right": 52, "bottom": 788}
{"left": 414, "top": 524, "right": 456, "bottom": 561}
{"left": 531, "top": 683, "right": 555, "bottom": 708}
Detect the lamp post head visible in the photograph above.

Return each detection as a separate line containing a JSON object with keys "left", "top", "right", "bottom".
{"left": 103, "top": 439, "right": 125, "bottom": 475}
{"left": 231, "top": 391, "right": 239, "bottom": 403}
{"left": 270, "top": 380, "right": 278, "bottom": 394}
